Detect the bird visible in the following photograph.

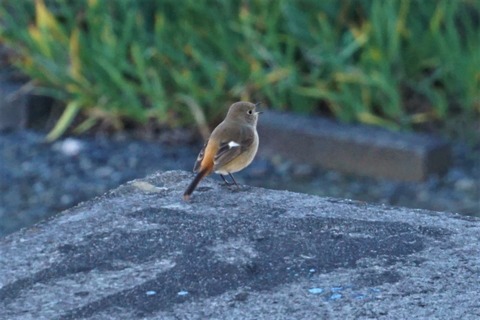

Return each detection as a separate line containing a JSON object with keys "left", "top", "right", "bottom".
{"left": 183, "top": 101, "right": 261, "bottom": 200}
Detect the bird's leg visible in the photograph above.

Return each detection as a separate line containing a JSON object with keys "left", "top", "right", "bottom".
{"left": 228, "top": 173, "right": 239, "bottom": 187}
{"left": 220, "top": 173, "right": 239, "bottom": 187}
{"left": 220, "top": 174, "right": 232, "bottom": 185}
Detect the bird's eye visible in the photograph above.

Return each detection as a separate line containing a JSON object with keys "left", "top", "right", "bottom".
{"left": 247, "top": 110, "right": 253, "bottom": 115}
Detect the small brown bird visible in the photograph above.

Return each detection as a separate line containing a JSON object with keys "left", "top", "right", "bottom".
{"left": 183, "top": 101, "right": 261, "bottom": 200}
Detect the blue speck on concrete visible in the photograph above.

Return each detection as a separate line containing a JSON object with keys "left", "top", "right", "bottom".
{"left": 329, "top": 293, "right": 342, "bottom": 300}
{"left": 177, "top": 290, "right": 189, "bottom": 296}
{"left": 308, "top": 287, "right": 324, "bottom": 294}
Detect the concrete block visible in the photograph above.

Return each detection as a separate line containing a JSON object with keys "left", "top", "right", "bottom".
{"left": 0, "top": 171, "right": 478, "bottom": 319}
{"left": 257, "top": 111, "right": 451, "bottom": 181}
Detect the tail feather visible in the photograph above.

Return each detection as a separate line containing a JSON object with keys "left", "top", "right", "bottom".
{"left": 183, "top": 168, "right": 209, "bottom": 200}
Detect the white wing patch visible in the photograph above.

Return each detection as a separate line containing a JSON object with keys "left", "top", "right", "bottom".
{"left": 228, "top": 141, "right": 241, "bottom": 148}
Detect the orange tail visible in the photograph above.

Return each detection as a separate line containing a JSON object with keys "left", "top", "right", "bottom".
{"left": 183, "top": 168, "right": 210, "bottom": 200}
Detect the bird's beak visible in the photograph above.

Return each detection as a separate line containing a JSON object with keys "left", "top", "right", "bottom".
{"left": 254, "top": 102, "right": 263, "bottom": 115}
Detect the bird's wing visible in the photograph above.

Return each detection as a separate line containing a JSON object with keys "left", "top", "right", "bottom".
{"left": 213, "top": 125, "right": 254, "bottom": 170}
{"left": 193, "top": 141, "right": 207, "bottom": 173}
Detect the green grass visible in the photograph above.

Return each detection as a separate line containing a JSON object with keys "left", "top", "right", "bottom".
{"left": 0, "top": 0, "right": 478, "bottom": 140}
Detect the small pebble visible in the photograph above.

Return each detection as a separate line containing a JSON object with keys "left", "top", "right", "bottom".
{"left": 54, "top": 138, "right": 84, "bottom": 156}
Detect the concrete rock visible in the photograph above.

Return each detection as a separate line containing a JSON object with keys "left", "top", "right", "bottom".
{"left": 0, "top": 170, "right": 479, "bottom": 319}
{"left": 257, "top": 111, "right": 451, "bottom": 182}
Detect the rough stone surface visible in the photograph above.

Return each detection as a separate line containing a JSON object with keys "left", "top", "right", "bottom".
{"left": 0, "top": 170, "right": 479, "bottom": 319}
{"left": 257, "top": 111, "right": 452, "bottom": 181}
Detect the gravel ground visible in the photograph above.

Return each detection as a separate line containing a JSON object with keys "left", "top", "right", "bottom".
{"left": 0, "top": 129, "right": 479, "bottom": 238}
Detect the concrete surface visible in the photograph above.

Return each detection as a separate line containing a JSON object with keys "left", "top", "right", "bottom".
{"left": 257, "top": 111, "right": 451, "bottom": 181}
{"left": 0, "top": 170, "right": 478, "bottom": 319}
